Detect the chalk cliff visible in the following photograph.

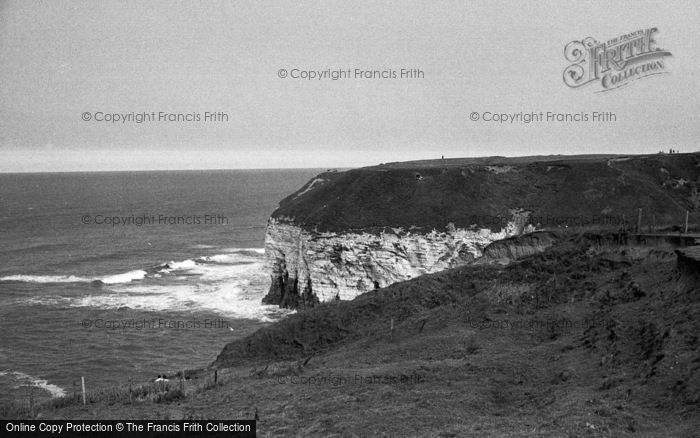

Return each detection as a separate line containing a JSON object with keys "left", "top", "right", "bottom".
{"left": 263, "top": 215, "right": 534, "bottom": 307}
{"left": 262, "top": 154, "right": 700, "bottom": 308}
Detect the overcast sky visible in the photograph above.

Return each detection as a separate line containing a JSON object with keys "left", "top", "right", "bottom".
{"left": 1, "top": 0, "right": 698, "bottom": 172}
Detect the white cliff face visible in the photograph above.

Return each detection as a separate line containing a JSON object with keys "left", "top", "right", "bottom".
{"left": 263, "top": 213, "right": 535, "bottom": 306}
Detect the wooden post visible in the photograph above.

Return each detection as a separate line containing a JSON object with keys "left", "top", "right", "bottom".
{"left": 637, "top": 208, "right": 642, "bottom": 233}
{"left": 29, "top": 386, "right": 34, "bottom": 418}
{"left": 686, "top": 210, "right": 690, "bottom": 233}
{"left": 128, "top": 377, "right": 133, "bottom": 404}
{"left": 652, "top": 214, "right": 656, "bottom": 232}
{"left": 81, "top": 376, "right": 86, "bottom": 405}
{"left": 214, "top": 370, "right": 218, "bottom": 386}
{"left": 390, "top": 318, "right": 394, "bottom": 340}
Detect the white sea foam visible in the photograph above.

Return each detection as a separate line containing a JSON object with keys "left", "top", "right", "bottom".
{"left": 101, "top": 270, "right": 147, "bottom": 285}
{"left": 194, "top": 281, "right": 293, "bottom": 322}
{"left": 2, "top": 270, "right": 146, "bottom": 285}
{"left": 184, "top": 259, "right": 261, "bottom": 282}
{"left": 1, "top": 248, "right": 266, "bottom": 285}
{"left": 69, "top": 272, "right": 290, "bottom": 322}
{"left": 222, "top": 247, "right": 265, "bottom": 255}
{"left": 18, "top": 296, "right": 69, "bottom": 307}
{"left": 0, "top": 274, "right": 92, "bottom": 283}
{"left": 72, "top": 284, "right": 196, "bottom": 312}
{"left": 201, "top": 254, "right": 244, "bottom": 264}
{"left": 9, "top": 248, "right": 283, "bottom": 322}
{"left": 0, "top": 371, "right": 66, "bottom": 398}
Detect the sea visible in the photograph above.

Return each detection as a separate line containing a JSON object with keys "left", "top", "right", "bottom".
{"left": 0, "top": 169, "right": 321, "bottom": 406}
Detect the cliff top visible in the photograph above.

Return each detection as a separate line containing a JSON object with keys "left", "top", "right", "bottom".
{"left": 271, "top": 153, "right": 700, "bottom": 233}
{"left": 365, "top": 153, "right": 624, "bottom": 170}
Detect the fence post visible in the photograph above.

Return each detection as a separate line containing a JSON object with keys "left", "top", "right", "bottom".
{"left": 686, "top": 210, "right": 690, "bottom": 233}
{"left": 29, "top": 386, "right": 34, "bottom": 418}
{"left": 81, "top": 376, "right": 86, "bottom": 405}
{"left": 637, "top": 208, "right": 642, "bottom": 233}
{"left": 128, "top": 377, "right": 133, "bottom": 404}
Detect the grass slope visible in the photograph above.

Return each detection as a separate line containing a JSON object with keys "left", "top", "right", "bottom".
{"left": 31, "top": 233, "right": 700, "bottom": 437}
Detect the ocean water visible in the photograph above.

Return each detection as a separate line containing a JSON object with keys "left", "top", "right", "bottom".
{"left": 0, "top": 169, "right": 321, "bottom": 405}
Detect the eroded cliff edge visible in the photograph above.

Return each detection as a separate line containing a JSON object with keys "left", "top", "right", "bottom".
{"left": 262, "top": 153, "right": 700, "bottom": 308}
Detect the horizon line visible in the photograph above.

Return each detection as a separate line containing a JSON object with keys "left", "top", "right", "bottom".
{"left": 2, "top": 151, "right": 696, "bottom": 174}
{"left": 0, "top": 166, "right": 346, "bottom": 175}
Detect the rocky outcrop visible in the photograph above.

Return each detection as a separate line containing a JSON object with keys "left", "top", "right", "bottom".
{"left": 263, "top": 214, "right": 535, "bottom": 308}
{"left": 478, "top": 231, "right": 559, "bottom": 263}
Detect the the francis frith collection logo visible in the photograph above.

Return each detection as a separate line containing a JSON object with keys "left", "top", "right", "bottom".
{"left": 563, "top": 28, "right": 672, "bottom": 92}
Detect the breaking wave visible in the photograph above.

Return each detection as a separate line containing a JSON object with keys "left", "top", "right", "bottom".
{"left": 0, "top": 370, "right": 66, "bottom": 398}
{"left": 5, "top": 248, "right": 291, "bottom": 322}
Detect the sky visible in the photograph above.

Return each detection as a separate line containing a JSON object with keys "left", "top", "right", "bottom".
{"left": 1, "top": 0, "right": 699, "bottom": 172}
